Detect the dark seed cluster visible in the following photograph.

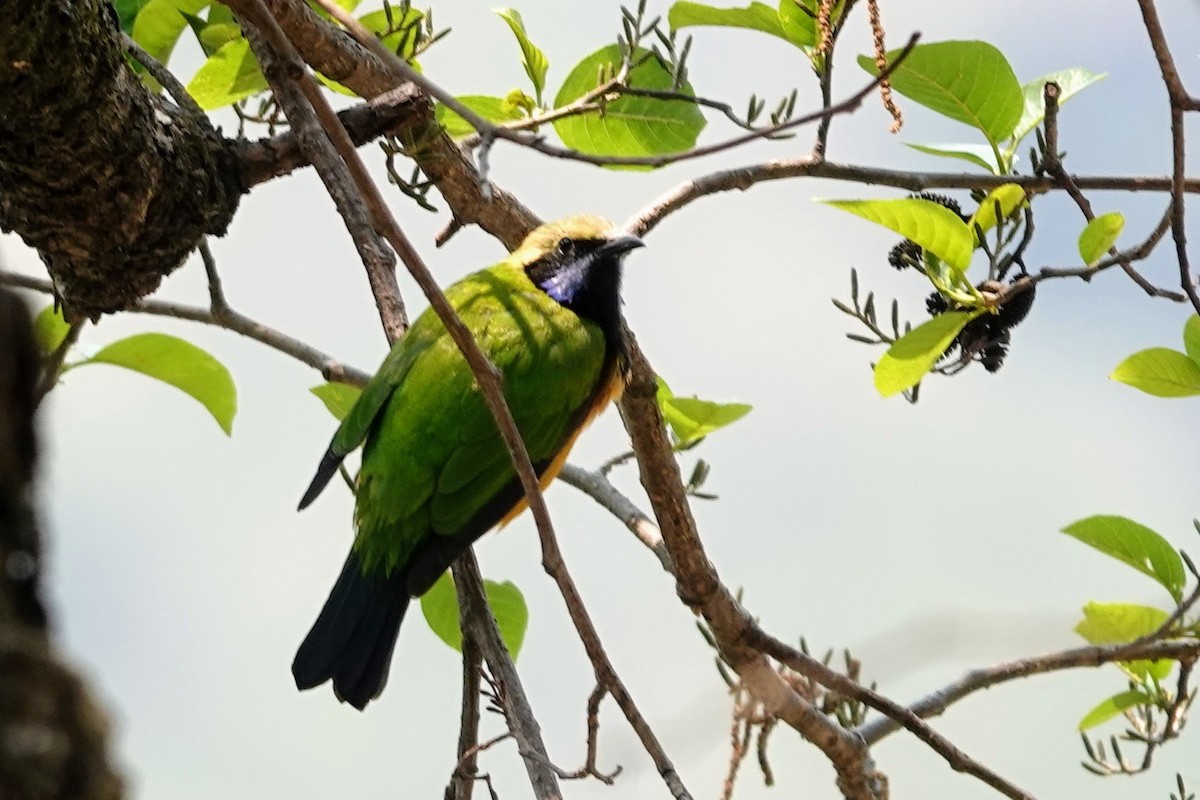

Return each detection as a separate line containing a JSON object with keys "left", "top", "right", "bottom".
{"left": 888, "top": 193, "right": 969, "bottom": 271}
{"left": 925, "top": 278, "right": 1036, "bottom": 374}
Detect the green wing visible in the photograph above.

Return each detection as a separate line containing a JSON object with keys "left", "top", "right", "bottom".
{"left": 352, "top": 264, "right": 607, "bottom": 576}
{"left": 297, "top": 306, "right": 442, "bottom": 510}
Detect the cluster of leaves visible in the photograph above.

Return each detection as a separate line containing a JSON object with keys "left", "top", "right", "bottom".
{"left": 119, "top": 0, "right": 712, "bottom": 165}
{"left": 817, "top": 38, "right": 1123, "bottom": 398}
{"left": 36, "top": 305, "right": 237, "bottom": 434}
{"left": 1058, "top": 516, "right": 1196, "bottom": 758}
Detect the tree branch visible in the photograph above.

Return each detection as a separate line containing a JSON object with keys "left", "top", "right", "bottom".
{"left": 0, "top": 271, "right": 370, "bottom": 387}
{"left": 0, "top": 0, "right": 242, "bottom": 316}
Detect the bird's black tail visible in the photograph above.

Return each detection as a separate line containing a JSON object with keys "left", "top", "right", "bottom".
{"left": 292, "top": 552, "right": 410, "bottom": 710}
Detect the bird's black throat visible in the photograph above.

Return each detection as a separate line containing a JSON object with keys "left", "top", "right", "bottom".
{"left": 526, "top": 237, "right": 629, "bottom": 353}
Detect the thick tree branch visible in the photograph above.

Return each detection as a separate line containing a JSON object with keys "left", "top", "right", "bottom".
{"left": 235, "top": 84, "right": 426, "bottom": 187}
{"left": 0, "top": 0, "right": 243, "bottom": 316}
{"left": 238, "top": 0, "right": 539, "bottom": 249}
{"left": 612, "top": 327, "right": 886, "bottom": 800}
{"left": 629, "top": 160, "right": 1200, "bottom": 239}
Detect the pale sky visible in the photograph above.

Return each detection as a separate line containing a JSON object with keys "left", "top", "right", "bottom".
{"left": 6, "top": 1, "right": 1200, "bottom": 798}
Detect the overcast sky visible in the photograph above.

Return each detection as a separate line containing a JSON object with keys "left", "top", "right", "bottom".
{"left": 5, "top": 2, "right": 1200, "bottom": 798}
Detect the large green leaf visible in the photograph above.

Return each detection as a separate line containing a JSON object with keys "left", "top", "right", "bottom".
{"left": 873, "top": 311, "right": 978, "bottom": 397}
{"left": 656, "top": 379, "right": 752, "bottom": 444}
{"left": 1061, "top": 516, "right": 1185, "bottom": 603}
{"left": 668, "top": 2, "right": 789, "bottom": 42}
{"left": 85, "top": 333, "right": 237, "bottom": 435}
{"left": 1008, "top": 68, "right": 1107, "bottom": 149}
{"left": 1078, "top": 690, "right": 1155, "bottom": 731}
{"left": 858, "top": 40, "right": 1023, "bottom": 144}
{"left": 130, "top": 0, "right": 211, "bottom": 65}
{"left": 33, "top": 304, "right": 70, "bottom": 354}
{"left": 552, "top": 45, "right": 706, "bottom": 165}
{"left": 419, "top": 572, "right": 529, "bottom": 659}
{"left": 310, "top": 383, "right": 362, "bottom": 422}
{"left": 1183, "top": 315, "right": 1200, "bottom": 366}
{"left": 823, "top": 197, "right": 973, "bottom": 271}
{"left": 967, "top": 183, "right": 1026, "bottom": 241}
{"left": 494, "top": 8, "right": 549, "bottom": 104}
{"left": 904, "top": 142, "right": 1000, "bottom": 174}
{"left": 186, "top": 37, "right": 269, "bottom": 110}
{"left": 435, "top": 94, "right": 529, "bottom": 139}
{"left": 1110, "top": 347, "right": 1200, "bottom": 398}
{"left": 1078, "top": 212, "right": 1124, "bottom": 266}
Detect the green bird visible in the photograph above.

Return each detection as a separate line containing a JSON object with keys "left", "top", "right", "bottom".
{"left": 292, "top": 215, "right": 643, "bottom": 709}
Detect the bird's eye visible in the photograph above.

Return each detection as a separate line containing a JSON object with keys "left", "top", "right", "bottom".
{"left": 556, "top": 238, "right": 574, "bottom": 256}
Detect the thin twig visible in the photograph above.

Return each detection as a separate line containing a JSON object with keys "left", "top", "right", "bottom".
{"left": 453, "top": 553, "right": 562, "bottom": 799}
{"left": 446, "top": 629, "right": 485, "bottom": 800}
{"left": 33, "top": 321, "right": 82, "bottom": 404}
{"left": 858, "top": 638, "right": 1200, "bottom": 744}
{"left": 556, "top": 464, "right": 673, "bottom": 573}
{"left": 1039, "top": 82, "right": 1172, "bottom": 299}
{"left": 122, "top": 33, "right": 207, "bottom": 122}
{"left": 315, "top": 0, "right": 919, "bottom": 170}
{"left": 628, "top": 159, "right": 1200, "bottom": 239}
{"left": 0, "top": 272, "right": 369, "bottom": 386}
{"left": 1134, "top": 0, "right": 1200, "bottom": 314}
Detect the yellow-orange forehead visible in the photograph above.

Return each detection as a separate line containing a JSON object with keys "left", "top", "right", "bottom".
{"left": 511, "top": 215, "right": 617, "bottom": 263}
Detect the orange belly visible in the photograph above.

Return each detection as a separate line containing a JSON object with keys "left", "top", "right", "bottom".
{"left": 498, "top": 362, "right": 625, "bottom": 527}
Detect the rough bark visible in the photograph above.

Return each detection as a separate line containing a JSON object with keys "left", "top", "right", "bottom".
{"left": 0, "top": 290, "right": 124, "bottom": 800}
{"left": 0, "top": 0, "right": 243, "bottom": 317}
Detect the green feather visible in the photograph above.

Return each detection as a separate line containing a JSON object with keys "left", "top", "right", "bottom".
{"left": 351, "top": 264, "right": 605, "bottom": 574}
{"left": 293, "top": 214, "right": 637, "bottom": 709}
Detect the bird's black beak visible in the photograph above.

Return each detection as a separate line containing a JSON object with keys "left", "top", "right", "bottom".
{"left": 599, "top": 234, "right": 645, "bottom": 258}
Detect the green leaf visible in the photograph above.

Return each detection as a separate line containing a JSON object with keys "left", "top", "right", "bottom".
{"left": 1061, "top": 516, "right": 1186, "bottom": 603}
{"left": 858, "top": 40, "right": 1023, "bottom": 144}
{"left": 967, "top": 183, "right": 1026, "bottom": 241}
{"left": 777, "top": 0, "right": 816, "bottom": 46}
{"left": 131, "top": 0, "right": 211, "bottom": 65}
{"left": 357, "top": 8, "right": 425, "bottom": 59}
{"left": 1183, "top": 316, "right": 1200, "bottom": 366}
{"left": 1110, "top": 348, "right": 1200, "bottom": 398}
{"left": 776, "top": 0, "right": 844, "bottom": 48}
{"left": 873, "top": 311, "right": 977, "bottom": 397}
{"left": 435, "top": 94, "right": 528, "bottom": 139}
{"left": 1008, "top": 68, "right": 1107, "bottom": 148}
{"left": 823, "top": 197, "right": 973, "bottom": 271}
{"left": 494, "top": 8, "right": 549, "bottom": 104}
{"left": 185, "top": 37, "right": 269, "bottom": 110}
{"left": 113, "top": 0, "right": 153, "bottom": 32}
{"left": 1074, "top": 601, "right": 1175, "bottom": 680}
{"left": 904, "top": 142, "right": 1000, "bottom": 174}
{"left": 310, "top": 383, "right": 362, "bottom": 422}
{"left": 419, "top": 572, "right": 529, "bottom": 659}
{"left": 668, "top": 2, "right": 789, "bottom": 42}
{"left": 1075, "top": 601, "right": 1168, "bottom": 645}
{"left": 1079, "top": 690, "right": 1155, "bottom": 731}
{"left": 1078, "top": 212, "right": 1124, "bottom": 266}
{"left": 85, "top": 333, "right": 237, "bottom": 435}
{"left": 33, "top": 305, "right": 70, "bottom": 354}
{"left": 552, "top": 45, "right": 706, "bottom": 166}
{"left": 660, "top": 396, "right": 752, "bottom": 445}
